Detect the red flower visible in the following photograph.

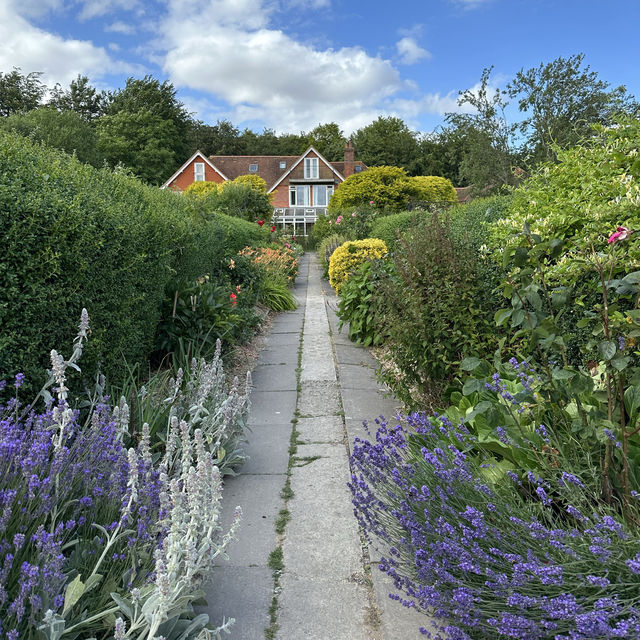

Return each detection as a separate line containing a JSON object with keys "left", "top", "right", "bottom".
{"left": 230, "top": 293, "right": 237, "bottom": 305}
{"left": 271, "top": 225, "right": 276, "bottom": 232}
{"left": 608, "top": 226, "right": 632, "bottom": 244}
{"left": 257, "top": 220, "right": 265, "bottom": 227}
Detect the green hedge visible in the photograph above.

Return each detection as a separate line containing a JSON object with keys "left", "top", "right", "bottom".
{"left": 0, "top": 132, "right": 226, "bottom": 393}
{"left": 370, "top": 210, "right": 425, "bottom": 248}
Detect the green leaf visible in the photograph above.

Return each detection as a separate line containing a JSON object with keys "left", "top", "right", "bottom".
{"left": 110, "top": 593, "right": 133, "bottom": 620}
{"left": 611, "top": 356, "right": 631, "bottom": 372}
{"left": 63, "top": 575, "right": 85, "bottom": 616}
{"left": 462, "top": 378, "right": 485, "bottom": 395}
{"left": 461, "top": 357, "right": 482, "bottom": 371}
{"left": 551, "top": 368, "right": 574, "bottom": 381}
{"left": 495, "top": 308, "right": 512, "bottom": 326}
{"left": 598, "top": 340, "right": 617, "bottom": 361}
{"left": 511, "top": 309, "right": 525, "bottom": 327}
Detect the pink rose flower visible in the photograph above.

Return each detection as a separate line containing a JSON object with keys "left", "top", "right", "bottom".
{"left": 608, "top": 226, "right": 632, "bottom": 244}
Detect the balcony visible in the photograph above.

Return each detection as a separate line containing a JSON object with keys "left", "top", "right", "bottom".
{"left": 272, "top": 207, "right": 328, "bottom": 236}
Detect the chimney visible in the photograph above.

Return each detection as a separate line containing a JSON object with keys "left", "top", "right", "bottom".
{"left": 343, "top": 139, "right": 355, "bottom": 177}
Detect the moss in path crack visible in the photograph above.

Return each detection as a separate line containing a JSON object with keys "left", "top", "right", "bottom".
{"left": 265, "top": 313, "right": 305, "bottom": 640}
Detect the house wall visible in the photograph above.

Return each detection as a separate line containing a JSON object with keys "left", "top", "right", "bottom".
{"left": 288, "top": 151, "right": 336, "bottom": 181}
{"left": 272, "top": 184, "right": 289, "bottom": 207}
{"left": 168, "top": 158, "right": 225, "bottom": 191}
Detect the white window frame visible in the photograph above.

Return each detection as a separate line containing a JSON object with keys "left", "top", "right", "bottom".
{"left": 304, "top": 157, "right": 319, "bottom": 179}
{"left": 249, "top": 163, "right": 258, "bottom": 173}
{"left": 279, "top": 161, "right": 287, "bottom": 169}
{"left": 289, "top": 185, "right": 310, "bottom": 207}
{"left": 194, "top": 162, "right": 205, "bottom": 182}
{"left": 313, "top": 185, "right": 333, "bottom": 207}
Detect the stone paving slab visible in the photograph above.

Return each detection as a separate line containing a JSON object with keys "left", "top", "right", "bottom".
{"left": 337, "top": 363, "right": 386, "bottom": 390}
{"left": 284, "top": 449, "right": 364, "bottom": 581}
{"left": 256, "top": 349, "right": 298, "bottom": 365}
{"left": 218, "top": 473, "right": 285, "bottom": 567}
{"left": 297, "top": 380, "right": 342, "bottom": 416}
{"left": 270, "top": 317, "right": 304, "bottom": 334}
{"left": 251, "top": 363, "right": 297, "bottom": 391}
{"left": 276, "top": 574, "right": 371, "bottom": 640}
{"left": 239, "top": 422, "right": 292, "bottom": 475}
{"left": 296, "top": 415, "right": 344, "bottom": 444}
{"left": 202, "top": 566, "right": 273, "bottom": 640}
{"left": 248, "top": 390, "right": 297, "bottom": 425}
{"left": 264, "top": 332, "right": 302, "bottom": 348}
{"left": 370, "top": 565, "right": 438, "bottom": 639}
{"left": 342, "top": 390, "right": 399, "bottom": 423}
{"left": 335, "top": 345, "right": 378, "bottom": 367}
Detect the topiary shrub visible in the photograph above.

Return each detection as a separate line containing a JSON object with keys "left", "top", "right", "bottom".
{"left": 328, "top": 238, "right": 387, "bottom": 294}
{"left": 317, "top": 233, "right": 350, "bottom": 277}
{"left": 328, "top": 166, "right": 416, "bottom": 213}
{"left": 409, "top": 175, "right": 457, "bottom": 205}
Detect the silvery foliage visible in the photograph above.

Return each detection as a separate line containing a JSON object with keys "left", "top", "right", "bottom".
{"left": 163, "top": 339, "right": 252, "bottom": 474}
{"left": 35, "top": 312, "right": 241, "bottom": 640}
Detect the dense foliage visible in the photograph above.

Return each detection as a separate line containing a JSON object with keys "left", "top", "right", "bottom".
{"left": 328, "top": 238, "right": 387, "bottom": 294}
{"left": 0, "top": 315, "right": 244, "bottom": 639}
{"left": 0, "top": 132, "right": 272, "bottom": 395}
{"left": 344, "top": 120, "right": 640, "bottom": 638}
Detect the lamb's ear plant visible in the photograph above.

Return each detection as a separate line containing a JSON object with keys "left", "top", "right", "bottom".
{"left": 1, "top": 311, "right": 243, "bottom": 640}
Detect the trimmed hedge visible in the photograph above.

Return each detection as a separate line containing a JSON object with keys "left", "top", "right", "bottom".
{"left": 370, "top": 211, "right": 424, "bottom": 249}
{"left": 0, "top": 132, "right": 265, "bottom": 394}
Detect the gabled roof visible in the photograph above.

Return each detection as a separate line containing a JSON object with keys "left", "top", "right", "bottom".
{"left": 208, "top": 155, "right": 299, "bottom": 189}
{"left": 267, "top": 146, "right": 345, "bottom": 193}
{"left": 160, "top": 150, "right": 228, "bottom": 189}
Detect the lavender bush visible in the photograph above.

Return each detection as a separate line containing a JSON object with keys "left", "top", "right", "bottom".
{"left": 0, "top": 312, "right": 241, "bottom": 640}
{"left": 350, "top": 412, "right": 640, "bottom": 639}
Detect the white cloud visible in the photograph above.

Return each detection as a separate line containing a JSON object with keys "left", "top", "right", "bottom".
{"left": 0, "top": 2, "right": 135, "bottom": 87}
{"left": 77, "top": 0, "right": 141, "bottom": 20}
{"left": 159, "top": 0, "right": 407, "bottom": 132}
{"left": 105, "top": 20, "right": 137, "bottom": 35}
{"left": 396, "top": 37, "right": 431, "bottom": 65}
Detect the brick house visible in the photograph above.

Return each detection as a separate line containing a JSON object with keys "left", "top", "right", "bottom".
{"left": 161, "top": 142, "right": 366, "bottom": 235}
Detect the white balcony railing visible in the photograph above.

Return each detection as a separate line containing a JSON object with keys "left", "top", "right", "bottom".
{"left": 272, "top": 207, "right": 328, "bottom": 236}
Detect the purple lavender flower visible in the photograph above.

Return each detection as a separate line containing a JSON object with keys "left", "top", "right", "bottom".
{"left": 14, "top": 374, "right": 25, "bottom": 389}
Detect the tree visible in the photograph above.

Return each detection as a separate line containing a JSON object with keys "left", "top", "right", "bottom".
{"left": 188, "top": 119, "right": 245, "bottom": 156}
{"left": 0, "top": 68, "right": 46, "bottom": 117}
{"left": 101, "top": 76, "right": 193, "bottom": 182}
{"left": 353, "top": 116, "right": 421, "bottom": 173}
{"left": 307, "top": 123, "right": 346, "bottom": 161}
{"left": 329, "top": 166, "right": 417, "bottom": 212}
{"left": 414, "top": 129, "right": 467, "bottom": 185}
{"left": 97, "top": 110, "right": 177, "bottom": 185}
{"left": 1, "top": 107, "right": 102, "bottom": 166}
{"left": 508, "top": 53, "right": 638, "bottom": 163}
{"left": 445, "top": 67, "right": 518, "bottom": 194}
{"left": 48, "top": 75, "right": 107, "bottom": 122}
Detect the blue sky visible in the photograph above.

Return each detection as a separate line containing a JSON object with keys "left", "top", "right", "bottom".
{"left": 2, "top": 0, "right": 639, "bottom": 136}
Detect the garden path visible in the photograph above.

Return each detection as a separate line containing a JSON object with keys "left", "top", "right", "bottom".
{"left": 201, "top": 253, "right": 435, "bottom": 639}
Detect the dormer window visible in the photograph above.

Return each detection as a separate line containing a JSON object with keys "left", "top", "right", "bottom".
{"left": 249, "top": 163, "right": 258, "bottom": 173}
{"left": 194, "top": 162, "right": 205, "bottom": 181}
{"left": 280, "top": 161, "right": 286, "bottom": 169}
{"left": 354, "top": 164, "right": 362, "bottom": 173}
{"left": 304, "top": 157, "right": 319, "bottom": 179}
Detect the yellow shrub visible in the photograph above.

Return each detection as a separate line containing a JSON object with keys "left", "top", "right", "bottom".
{"left": 328, "top": 238, "right": 387, "bottom": 294}
{"left": 233, "top": 174, "right": 268, "bottom": 192}
{"left": 184, "top": 181, "right": 220, "bottom": 197}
